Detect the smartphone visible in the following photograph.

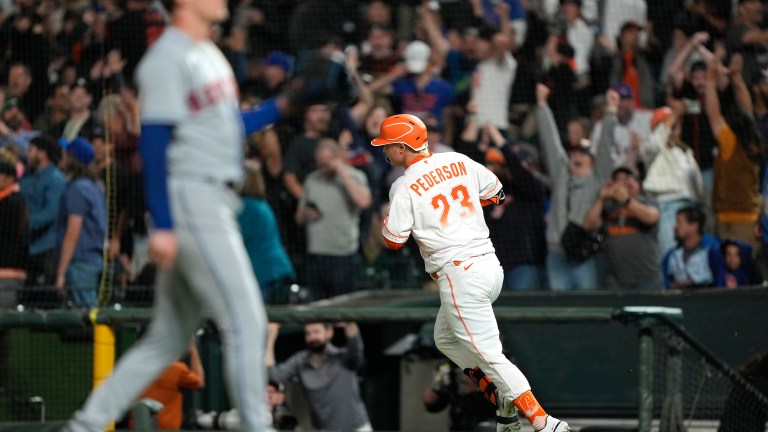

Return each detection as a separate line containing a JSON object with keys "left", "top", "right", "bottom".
{"left": 306, "top": 202, "right": 323, "bottom": 217}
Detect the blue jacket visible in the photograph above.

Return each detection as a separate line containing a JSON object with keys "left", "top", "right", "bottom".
{"left": 662, "top": 236, "right": 726, "bottom": 288}
{"left": 19, "top": 165, "right": 67, "bottom": 256}
{"left": 238, "top": 197, "right": 296, "bottom": 287}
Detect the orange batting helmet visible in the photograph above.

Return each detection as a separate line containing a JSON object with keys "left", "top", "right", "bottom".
{"left": 370, "top": 114, "right": 429, "bottom": 152}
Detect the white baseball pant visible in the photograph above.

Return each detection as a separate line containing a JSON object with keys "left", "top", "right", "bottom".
{"left": 433, "top": 253, "right": 532, "bottom": 400}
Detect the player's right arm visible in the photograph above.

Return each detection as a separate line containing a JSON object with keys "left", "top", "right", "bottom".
{"left": 136, "top": 50, "right": 190, "bottom": 269}
{"left": 382, "top": 178, "right": 414, "bottom": 250}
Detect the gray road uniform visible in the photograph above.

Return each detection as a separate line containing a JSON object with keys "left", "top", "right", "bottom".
{"left": 67, "top": 27, "right": 271, "bottom": 432}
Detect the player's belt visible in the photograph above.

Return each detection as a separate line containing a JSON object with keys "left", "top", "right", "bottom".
{"left": 429, "top": 253, "right": 492, "bottom": 281}
{"left": 223, "top": 180, "right": 243, "bottom": 192}
{"left": 179, "top": 176, "right": 243, "bottom": 192}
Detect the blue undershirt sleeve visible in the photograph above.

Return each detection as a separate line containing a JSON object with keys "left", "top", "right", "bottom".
{"left": 140, "top": 124, "right": 174, "bottom": 230}
{"left": 240, "top": 98, "right": 280, "bottom": 136}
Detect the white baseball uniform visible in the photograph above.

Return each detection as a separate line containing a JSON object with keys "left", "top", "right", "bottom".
{"left": 383, "top": 151, "right": 532, "bottom": 400}
{"left": 66, "top": 27, "right": 271, "bottom": 432}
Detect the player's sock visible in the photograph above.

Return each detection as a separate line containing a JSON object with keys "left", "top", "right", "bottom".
{"left": 464, "top": 366, "right": 499, "bottom": 407}
{"left": 464, "top": 367, "right": 522, "bottom": 432}
{"left": 513, "top": 390, "right": 548, "bottom": 430}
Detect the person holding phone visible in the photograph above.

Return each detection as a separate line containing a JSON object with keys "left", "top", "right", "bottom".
{"left": 296, "top": 138, "right": 372, "bottom": 300}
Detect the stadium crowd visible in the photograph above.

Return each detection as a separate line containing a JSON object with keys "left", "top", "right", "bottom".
{"left": 1, "top": 0, "right": 768, "bottom": 309}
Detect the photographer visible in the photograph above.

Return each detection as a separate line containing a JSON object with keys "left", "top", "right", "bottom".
{"left": 266, "top": 322, "right": 372, "bottom": 432}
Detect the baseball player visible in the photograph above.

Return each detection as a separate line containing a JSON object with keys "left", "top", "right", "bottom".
{"left": 64, "top": 1, "right": 351, "bottom": 431}
{"left": 373, "top": 114, "right": 570, "bottom": 432}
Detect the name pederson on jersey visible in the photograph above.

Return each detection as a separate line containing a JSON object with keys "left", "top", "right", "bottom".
{"left": 136, "top": 27, "right": 245, "bottom": 184}
{"left": 383, "top": 152, "right": 503, "bottom": 273}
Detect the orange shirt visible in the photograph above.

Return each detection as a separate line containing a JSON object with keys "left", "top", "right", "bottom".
{"left": 713, "top": 125, "right": 760, "bottom": 221}
{"left": 137, "top": 362, "right": 203, "bottom": 430}
{"left": 622, "top": 51, "right": 641, "bottom": 108}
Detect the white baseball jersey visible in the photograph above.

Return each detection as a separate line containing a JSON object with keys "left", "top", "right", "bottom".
{"left": 383, "top": 152, "right": 502, "bottom": 273}
{"left": 136, "top": 27, "right": 244, "bottom": 183}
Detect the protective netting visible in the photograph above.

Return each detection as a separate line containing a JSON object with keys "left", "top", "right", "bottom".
{"left": 0, "top": 0, "right": 767, "bottom": 429}
{"left": 0, "top": 327, "right": 92, "bottom": 423}
{"left": 652, "top": 323, "right": 768, "bottom": 432}
{"left": 1, "top": 0, "right": 767, "bottom": 311}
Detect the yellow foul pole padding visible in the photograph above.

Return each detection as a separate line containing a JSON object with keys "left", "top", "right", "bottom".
{"left": 89, "top": 308, "right": 116, "bottom": 431}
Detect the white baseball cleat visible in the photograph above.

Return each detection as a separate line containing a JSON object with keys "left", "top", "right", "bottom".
{"left": 536, "top": 415, "right": 571, "bottom": 432}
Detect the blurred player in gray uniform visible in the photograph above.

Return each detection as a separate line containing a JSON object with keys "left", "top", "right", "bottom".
{"left": 62, "top": 0, "right": 351, "bottom": 430}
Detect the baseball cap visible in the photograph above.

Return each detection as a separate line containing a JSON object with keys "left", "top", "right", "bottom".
{"left": 612, "top": 165, "right": 637, "bottom": 179}
{"left": 2, "top": 98, "right": 19, "bottom": 113}
{"left": 568, "top": 138, "right": 593, "bottom": 157}
{"left": 59, "top": 137, "right": 95, "bottom": 165}
{"left": 404, "top": 41, "right": 431, "bottom": 74}
{"left": 485, "top": 148, "right": 505, "bottom": 165}
{"left": 262, "top": 51, "right": 294, "bottom": 75}
{"left": 515, "top": 142, "right": 541, "bottom": 169}
{"left": 612, "top": 83, "right": 634, "bottom": 100}
{"left": 88, "top": 123, "right": 107, "bottom": 140}
{"left": 651, "top": 107, "right": 673, "bottom": 130}
{"left": 620, "top": 20, "right": 643, "bottom": 33}
{"left": 560, "top": 0, "right": 581, "bottom": 5}
{"left": 71, "top": 77, "right": 92, "bottom": 94}
{"left": 477, "top": 25, "right": 498, "bottom": 42}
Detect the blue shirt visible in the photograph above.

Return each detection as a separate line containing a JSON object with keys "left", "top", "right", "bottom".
{"left": 56, "top": 178, "right": 107, "bottom": 265}
{"left": 662, "top": 240, "right": 726, "bottom": 288}
{"left": 238, "top": 197, "right": 296, "bottom": 287}
{"left": 19, "top": 165, "right": 67, "bottom": 255}
{"left": 391, "top": 77, "right": 455, "bottom": 122}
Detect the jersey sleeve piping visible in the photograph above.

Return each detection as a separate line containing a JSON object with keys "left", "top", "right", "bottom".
{"left": 382, "top": 220, "right": 409, "bottom": 242}
{"left": 479, "top": 178, "right": 502, "bottom": 200}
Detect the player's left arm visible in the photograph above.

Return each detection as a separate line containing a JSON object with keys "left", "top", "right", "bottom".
{"left": 382, "top": 180, "right": 414, "bottom": 250}
{"left": 470, "top": 157, "right": 505, "bottom": 207}
{"left": 240, "top": 98, "right": 283, "bottom": 136}
{"left": 241, "top": 52, "right": 356, "bottom": 135}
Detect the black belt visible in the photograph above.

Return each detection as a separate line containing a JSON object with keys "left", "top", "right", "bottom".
{"left": 199, "top": 177, "right": 243, "bottom": 192}
{"left": 224, "top": 180, "right": 243, "bottom": 192}
{"left": 176, "top": 176, "right": 243, "bottom": 192}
